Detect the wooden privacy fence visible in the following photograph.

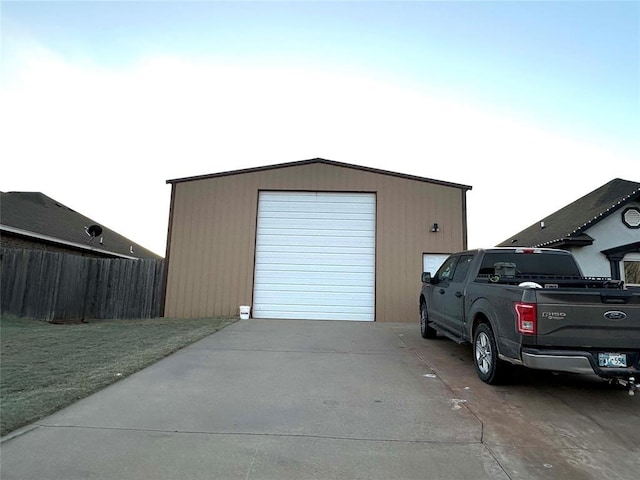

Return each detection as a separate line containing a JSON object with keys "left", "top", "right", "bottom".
{"left": 0, "top": 248, "right": 165, "bottom": 321}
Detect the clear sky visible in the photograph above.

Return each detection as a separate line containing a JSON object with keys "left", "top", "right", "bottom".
{"left": 1, "top": 0, "right": 638, "bottom": 256}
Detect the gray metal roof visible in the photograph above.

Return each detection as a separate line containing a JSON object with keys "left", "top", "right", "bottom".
{"left": 498, "top": 178, "right": 640, "bottom": 248}
{"left": 0, "top": 192, "right": 162, "bottom": 259}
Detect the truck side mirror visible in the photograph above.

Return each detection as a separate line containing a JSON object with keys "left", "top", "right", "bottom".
{"left": 422, "top": 272, "right": 432, "bottom": 284}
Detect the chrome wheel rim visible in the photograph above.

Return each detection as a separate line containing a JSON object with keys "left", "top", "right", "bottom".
{"left": 420, "top": 306, "right": 427, "bottom": 333}
{"left": 475, "top": 332, "right": 492, "bottom": 375}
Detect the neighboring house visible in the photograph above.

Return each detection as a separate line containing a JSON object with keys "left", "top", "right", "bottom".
{"left": 0, "top": 192, "right": 162, "bottom": 260}
{"left": 163, "top": 158, "right": 472, "bottom": 322}
{"left": 498, "top": 178, "right": 640, "bottom": 287}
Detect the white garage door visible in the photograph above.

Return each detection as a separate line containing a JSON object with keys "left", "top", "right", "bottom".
{"left": 253, "top": 191, "right": 375, "bottom": 321}
{"left": 423, "top": 254, "right": 450, "bottom": 276}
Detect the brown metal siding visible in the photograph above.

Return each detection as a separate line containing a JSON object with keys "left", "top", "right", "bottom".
{"left": 164, "top": 162, "right": 466, "bottom": 322}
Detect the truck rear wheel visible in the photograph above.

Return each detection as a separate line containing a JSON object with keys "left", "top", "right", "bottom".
{"left": 420, "top": 302, "right": 437, "bottom": 339}
{"left": 473, "top": 323, "right": 509, "bottom": 384}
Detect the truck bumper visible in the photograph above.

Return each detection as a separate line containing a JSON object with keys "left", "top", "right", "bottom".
{"left": 521, "top": 351, "right": 594, "bottom": 375}
{"left": 521, "top": 348, "right": 640, "bottom": 379}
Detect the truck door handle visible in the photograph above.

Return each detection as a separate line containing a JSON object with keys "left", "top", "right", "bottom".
{"left": 455, "top": 292, "right": 463, "bottom": 298}
{"left": 439, "top": 289, "right": 445, "bottom": 294}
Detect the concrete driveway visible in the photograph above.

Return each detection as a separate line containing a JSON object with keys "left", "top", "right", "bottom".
{"left": 2, "top": 319, "right": 505, "bottom": 480}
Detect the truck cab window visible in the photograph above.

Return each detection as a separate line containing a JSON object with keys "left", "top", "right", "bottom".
{"left": 452, "top": 255, "right": 474, "bottom": 282}
{"left": 434, "top": 256, "right": 458, "bottom": 283}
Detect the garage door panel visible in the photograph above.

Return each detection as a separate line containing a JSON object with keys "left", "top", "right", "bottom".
{"left": 255, "top": 264, "right": 374, "bottom": 274}
{"left": 259, "top": 194, "right": 374, "bottom": 206}
{"left": 259, "top": 225, "right": 374, "bottom": 234}
{"left": 423, "top": 254, "right": 450, "bottom": 275}
{"left": 256, "top": 228, "right": 374, "bottom": 238}
{"left": 259, "top": 312, "right": 374, "bottom": 321}
{"left": 257, "top": 236, "right": 372, "bottom": 248}
{"left": 256, "top": 304, "right": 374, "bottom": 313}
{"left": 255, "top": 306, "right": 374, "bottom": 321}
{"left": 254, "top": 283, "right": 373, "bottom": 293}
{"left": 254, "top": 272, "right": 374, "bottom": 286}
{"left": 258, "top": 211, "right": 374, "bottom": 221}
{"left": 258, "top": 215, "right": 375, "bottom": 226}
{"left": 254, "top": 292, "right": 374, "bottom": 307}
{"left": 254, "top": 253, "right": 373, "bottom": 266}
{"left": 254, "top": 192, "right": 376, "bottom": 321}
{"left": 255, "top": 272, "right": 373, "bottom": 281}
{"left": 255, "top": 279, "right": 374, "bottom": 290}
{"left": 258, "top": 206, "right": 373, "bottom": 217}
{"left": 256, "top": 256, "right": 374, "bottom": 272}
{"left": 256, "top": 245, "right": 374, "bottom": 255}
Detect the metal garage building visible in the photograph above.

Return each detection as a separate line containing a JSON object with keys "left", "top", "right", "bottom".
{"left": 163, "top": 158, "right": 471, "bottom": 322}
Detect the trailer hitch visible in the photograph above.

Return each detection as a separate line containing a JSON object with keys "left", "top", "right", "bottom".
{"left": 610, "top": 376, "right": 638, "bottom": 396}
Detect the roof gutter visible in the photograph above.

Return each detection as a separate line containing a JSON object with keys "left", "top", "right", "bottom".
{"left": 0, "top": 224, "right": 139, "bottom": 260}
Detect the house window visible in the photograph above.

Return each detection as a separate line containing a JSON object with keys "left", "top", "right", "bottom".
{"left": 622, "top": 254, "right": 640, "bottom": 287}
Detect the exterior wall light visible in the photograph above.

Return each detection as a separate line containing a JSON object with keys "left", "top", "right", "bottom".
{"left": 431, "top": 223, "right": 439, "bottom": 233}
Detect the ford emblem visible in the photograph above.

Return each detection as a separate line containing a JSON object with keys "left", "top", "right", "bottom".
{"left": 603, "top": 311, "right": 627, "bottom": 321}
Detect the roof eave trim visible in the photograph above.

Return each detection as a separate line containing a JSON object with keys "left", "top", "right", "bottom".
{"left": 533, "top": 236, "right": 594, "bottom": 248}
{"left": 571, "top": 187, "right": 640, "bottom": 236}
{"left": 601, "top": 241, "right": 640, "bottom": 256}
{"left": 0, "top": 224, "right": 139, "bottom": 260}
{"left": 166, "top": 158, "right": 473, "bottom": 191}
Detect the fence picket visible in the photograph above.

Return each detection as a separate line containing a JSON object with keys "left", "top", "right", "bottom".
{"left": 0, "top": 248, "right": 164, "bottom": 321}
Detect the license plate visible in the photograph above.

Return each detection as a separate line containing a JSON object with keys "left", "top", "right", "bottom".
{"left": 598, "top": 353, "right": 627, "bottom": 368}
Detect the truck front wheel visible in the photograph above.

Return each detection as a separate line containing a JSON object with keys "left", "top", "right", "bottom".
{"left": 420, "top": 302, "right": 437, "bottom": 339}
{"left": 473, "top": 323, "right": 508, "bottom": 384}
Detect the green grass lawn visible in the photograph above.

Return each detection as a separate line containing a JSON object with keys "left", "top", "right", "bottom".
{"left": 0, "top": 315, "right": 237, "bottom": 436}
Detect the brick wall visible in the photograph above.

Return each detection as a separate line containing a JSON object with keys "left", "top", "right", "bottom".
{"left": 0, "top": 232, "right": 108, "bottom": 259}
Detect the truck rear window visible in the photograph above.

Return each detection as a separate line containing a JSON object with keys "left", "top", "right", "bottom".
{"left": 479, "top": 253, "right": 581, "bottom": 277}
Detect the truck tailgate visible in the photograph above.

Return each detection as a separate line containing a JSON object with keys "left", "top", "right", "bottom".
{"left": 533, "top": 290, "right": 640, "bottom": 349}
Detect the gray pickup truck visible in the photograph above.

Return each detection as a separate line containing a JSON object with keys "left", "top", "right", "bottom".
{"left": 419, "top": 248, "right": 640, "bottom": 395}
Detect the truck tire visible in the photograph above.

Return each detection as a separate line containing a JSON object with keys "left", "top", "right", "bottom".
{"left": 420, "top": 302, "right": 437, "bottom": 339}
{"left": 473, "top": 323, "right": 508, "bottom": 384}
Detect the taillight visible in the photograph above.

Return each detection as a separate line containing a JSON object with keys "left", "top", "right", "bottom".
{"left": 515, "top": 302, "right": 537, "bottom": 334}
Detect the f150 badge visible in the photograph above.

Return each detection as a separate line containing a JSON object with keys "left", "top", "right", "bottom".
{"left": 542, "top": 312, "right": 566, "bottom": 320}
{"left": 604, "top": 311, "right": 627, "bottom": 321}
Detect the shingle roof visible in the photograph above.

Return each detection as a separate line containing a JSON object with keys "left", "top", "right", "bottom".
{"left": 498, "top": 178, "right": 640, "bottom": 248}
{"left": 166, "top": 157, "right": 473, "bottom": 191}
{"left": 0, "top": 192, "right": 162, "bottom": 259}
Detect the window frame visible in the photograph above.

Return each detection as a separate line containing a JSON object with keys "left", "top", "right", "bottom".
{"left": 622, "top": 253, "right": 640, "bottom": 287}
